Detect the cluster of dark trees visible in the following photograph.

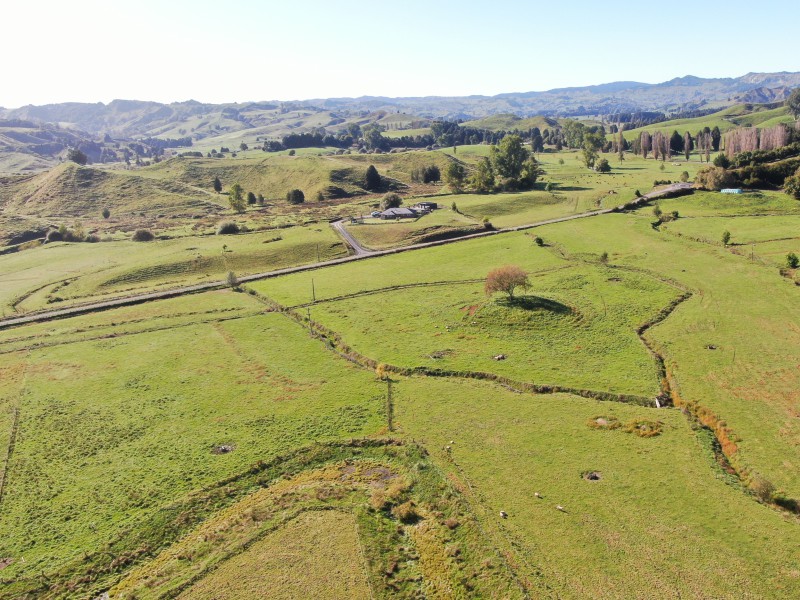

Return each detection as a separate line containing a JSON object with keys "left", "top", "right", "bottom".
{"left": 140, "top": 137, "right": 192, "bottom": 151}
{"left": 604, "top": 108, "right": 720, "bottom": 132}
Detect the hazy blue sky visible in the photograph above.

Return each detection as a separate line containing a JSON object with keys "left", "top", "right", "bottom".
{"left": 4, "top": 0, "right": 798, "bottom": 107}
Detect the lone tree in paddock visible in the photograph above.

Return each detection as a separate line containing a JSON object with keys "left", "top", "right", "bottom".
{"left": 485, "top": 265, "right": 530, "bottom": 300}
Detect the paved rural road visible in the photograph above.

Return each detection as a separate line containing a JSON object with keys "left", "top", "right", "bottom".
{"left": 0, "top": 183, "right": 693, "bottom": 330}
{"left": 331, "top": 219, "right": 374, "bottom": 256}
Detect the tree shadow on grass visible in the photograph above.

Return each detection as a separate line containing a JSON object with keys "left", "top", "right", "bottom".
{"left": 497, "top": 295, "right": 572, "bottom": 315}
{"left": 551, "top": 185, "right": 591, "bottom": 192}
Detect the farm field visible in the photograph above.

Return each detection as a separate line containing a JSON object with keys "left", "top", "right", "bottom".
{"left": 0, "top": 225, "right": 346, "bottom": 316}
{"left": 1, "top": 130, "right": 800, "bottom": 599}
{"left": 340, "top": 149, "right": 706, "bottom": 248}
{"left": 533, "top": 211, "right": 800, "bottom": 498}
{"left": 0, "top": 296, "right": 387, "bottom": 592}
{"left": 661, "top": 213, "right": 800, "bottom": 266}
{"left": 287, "top": 265, "right": 677, "bottom": 397}
{"left": 177, "top": 511, "right": 373, "bottom": 600}
{"left": 344, "top": 207, "right": 480, "bottom": 249}
{"left": 397, "top": 377, "right": 800, "bottom": 599}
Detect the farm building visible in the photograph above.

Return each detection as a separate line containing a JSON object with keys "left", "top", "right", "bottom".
{"left": 380, "top": 207, "right": 418, "bottom": 220}
{"left": 721, "top": 188, "right": 743, "bottom": 194}
{"left": 414, "top": 201, "right": 438, "bottom": 210}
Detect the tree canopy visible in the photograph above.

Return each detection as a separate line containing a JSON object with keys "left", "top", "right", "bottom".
{"left": 787, "top": 88, "right": 800, "bottom": 119}
{"left": 228, "top": 183, "right": 246, "bottom": 213}
{"left": 485, "top": 265, "right": 530, "bottom": 299}
{"left": 286, "top": 189, "right": 305, "bottom": 204}
{"left": 491, "top": 135, "right": 529, "bottom": 181}
{"left": 380, "top": 193, "right": 402, "bottom": 210}
{"left": 365, "top": 165, "right": 381, "bottom": 190}
{"left": 582, "top": 130, "right": 605, "bottom": 169}
{"left": 66, "top": 148, "right": 88, "bottom": 165}
{"left": 445, "top": 161, "right": 466, "bottom": 192}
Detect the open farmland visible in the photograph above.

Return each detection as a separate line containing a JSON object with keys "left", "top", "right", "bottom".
{"left": 1, "top": 126, "right": 799, "bottom": 599}
{"left": 0, "top": 224, "right": 347, "bottom": 316}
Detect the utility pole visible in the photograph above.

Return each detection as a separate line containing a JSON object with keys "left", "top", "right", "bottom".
{"left": 387, "top": 379, "right": 394, "bottom": 432}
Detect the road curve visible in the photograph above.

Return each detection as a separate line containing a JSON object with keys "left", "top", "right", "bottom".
{"left": 0, "top": 183, "right": 692, "bottom": 330}
{"left": 330, "top": 219, "right": 374, "bottom": 256}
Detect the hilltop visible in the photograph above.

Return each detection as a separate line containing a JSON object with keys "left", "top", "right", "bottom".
{"left": 3, "top": 72, "right": 799, "bottom": 134}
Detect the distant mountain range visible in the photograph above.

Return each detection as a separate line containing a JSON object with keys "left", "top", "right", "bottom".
{"left": 0, "top": 71, "right": 797, "bottom": 175}
{"left": 2, "top": 72, "right": 799, "bottom": 138}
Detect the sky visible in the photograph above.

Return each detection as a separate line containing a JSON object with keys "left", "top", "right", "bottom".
{"left": 4, "top": 0, "right": 799, "bottom": 108}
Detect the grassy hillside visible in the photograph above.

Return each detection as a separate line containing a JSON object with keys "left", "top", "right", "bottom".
{"left": 0, "top": 224, "right": 346, "bottom": 316}
{"left": 619, "top": 103, "right": 795, "bottom": 140}
{"left": 0, "top": 162, "right": 223, "bottom": 218}
{"left": 462, "top": 113, "right": 560, "bottom": 132}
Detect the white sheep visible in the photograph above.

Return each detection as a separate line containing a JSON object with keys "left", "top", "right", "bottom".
{"left": 499, "top": 511, "right": 508, "bottom": 519}
{"left": 556, "top": 505, "right": 565, "bottom": 512}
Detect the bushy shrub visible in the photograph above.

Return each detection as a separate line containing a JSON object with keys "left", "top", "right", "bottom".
{"left": 85, "top": 234, "right": 100, "bottom": 243}
{"left": 423, "top": 165, "right": 441, "bottom": 183}
{"left": 132, "top": 229, "right": 155, "bottom": 242}
{"left": 391, "top": 500, "right": 420, "bottom": 524}
{"left": 380, "top": 193, "right": 402, "bottom": 210}
{"left": 749, "top": 475, "right": 775, "bottom": 503}
{"left": 785, "top": 166, "right": 800, "bottom": 199}
{"left": 216, "top": 221, "right": 240, "bottom": 235}
{"left": 713, "top": 153, "right": 731, "bottom": 169}
{"left": 45, "top": 229, "right": 63, "bottom": 243}
{"left": 286, "top": 189, "right": 305, "bottom": 204}
{"left": 365, "top": 165, "right": 381, "bottom": 190}
{"left": 694, "top": 167, "right": 736, "bottom": 191}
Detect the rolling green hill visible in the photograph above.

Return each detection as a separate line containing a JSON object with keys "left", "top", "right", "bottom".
{"left": 619, "top": 103, "right": 795, "bottom": 140}
{"left": 462, "top": 113, "right": 560, "bottom": 132}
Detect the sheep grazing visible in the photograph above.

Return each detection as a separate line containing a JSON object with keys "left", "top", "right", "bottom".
{"left": 534, "top": 492, "right": 542, "bottom": 499}
{"left": 499, "top": 511, "right": 508, "bottom": 519}
{"left": 556, "top": 505, "right": 565, "bottom": 512}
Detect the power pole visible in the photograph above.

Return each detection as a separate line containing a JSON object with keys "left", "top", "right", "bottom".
{"left": 386, "top": 379, "right": 394, "bottom": 432}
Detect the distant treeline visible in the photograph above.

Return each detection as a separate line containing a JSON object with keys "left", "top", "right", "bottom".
{"left": 261, "top": 119, "right": 607, "bottom": 153}
{"left": 604, "top": 108, "right": 722, "bottom": 132}
{"left": 140, "top": 137, "right": 192, "bottom": 150}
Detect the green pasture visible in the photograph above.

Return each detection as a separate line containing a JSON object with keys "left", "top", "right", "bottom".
{"left": 249, "top": 232, "right": 566, "bottom": 306}
{"left": 617, "top": 103, "right": 793, "bottom": 142}
{"left": 0, "top": 224, "right": 346, "bottom": 315}
{"left": 658, "top": 190, "right": 800, "bottom": 217}
{"left": 343, "top": 207, "right": 479, "bottom": 249}
{"left": 397, "top": 377, "right": 800, "bottom": 599}
{"left": 534, "top": 211, "right": 800, "bottom": 497}
{"left": 0, "top": 299, "right": 384, "bottom": 580}
{"left": 298, "top": 265, "right": 676, "bottom": 397}
{"left": 661, "top": 214, "right": 800, "bottom": 244}
{"left": 383, "top": 127, "right": 431, "bottom": 139}
{"left": 461, "top": 114, "right": 560, "bottom": 132}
